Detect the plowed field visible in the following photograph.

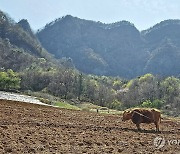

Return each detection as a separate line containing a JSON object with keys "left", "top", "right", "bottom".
{"left": 0, "top": 99, "right": 180, "bottom": 154}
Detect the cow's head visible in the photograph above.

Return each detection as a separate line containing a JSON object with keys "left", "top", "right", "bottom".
{"left": 122, "top": 110, "right": 132, "bottom": 121}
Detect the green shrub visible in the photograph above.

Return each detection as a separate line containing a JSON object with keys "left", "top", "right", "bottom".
{"left": 140, "top": 99, "right": 164, "bottom": 109}
{"left": 151, "top": 99, "right": 164, "bottom": 109}
{"left": 141, "top": 100, "right": 152, "bottom": 108}
{"left": 0, "top": 69, "right": 20, "bottom": 91}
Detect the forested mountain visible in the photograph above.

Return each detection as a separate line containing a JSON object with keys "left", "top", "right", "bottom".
{"left": 37, "top": 16, "right": 180, "bottom": 78}
{"left": 37, "top": 15, "right": 147, "bottom": 78}
{"left": 0, "top": 10, "right": 57, "bottom": 72}
{"left": 142, "top": 20, "right": 180, "bottom": 76}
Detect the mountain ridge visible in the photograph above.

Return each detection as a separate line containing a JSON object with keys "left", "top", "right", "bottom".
{"left": 37, "top": 15, "right": 180, "bottom": 78}
{"left": 1, "top": 10, "right": 180, "bottom": 79}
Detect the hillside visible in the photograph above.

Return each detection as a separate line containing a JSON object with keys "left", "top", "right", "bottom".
{"left": 37, "top": 15, "right": 148, "bottom": 78}
{"left": 142, "top": 20, "right": 180, "bottom": 48}
{"left": 0, "top": 99, "right": 179, "bottom": 153}
{"left": 144, "top": 42, "right": 180, "bottom": 76}
{"left": 0, "top": 10, "right": 57, "bottom": 72}
{"left": 37, "top": 16, "right": 180, "bottom": 78}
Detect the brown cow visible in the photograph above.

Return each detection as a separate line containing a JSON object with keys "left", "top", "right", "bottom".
{"left": 122, "top": 108, "right": 161, "bottom": 131}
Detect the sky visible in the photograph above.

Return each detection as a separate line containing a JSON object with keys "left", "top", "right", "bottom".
{"left": 1, "top": 0, "right": 180, "bottom": 31}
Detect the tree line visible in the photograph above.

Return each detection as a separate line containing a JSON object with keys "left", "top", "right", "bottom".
{"left": 0, "top": 69, "right": 180, "bottom": 115}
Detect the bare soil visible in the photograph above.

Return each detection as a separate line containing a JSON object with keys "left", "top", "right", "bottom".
{"left": 0, "top": 99, "right": 180, "bottom": 154}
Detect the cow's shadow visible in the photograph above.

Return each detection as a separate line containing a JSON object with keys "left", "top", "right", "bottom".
{"left": 122, "top": 127, "right": 179, "bottom": 134}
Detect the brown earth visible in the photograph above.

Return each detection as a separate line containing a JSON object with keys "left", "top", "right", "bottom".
{"left": 0, "top": 99, "right": 180, "bottom": 154}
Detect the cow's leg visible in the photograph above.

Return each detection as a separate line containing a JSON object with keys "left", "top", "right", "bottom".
{"left": 154, "top": 122, "right": 160, "bottom": 132}
{"left": 136, "top": 123, "right": 141, "bottom": 131}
